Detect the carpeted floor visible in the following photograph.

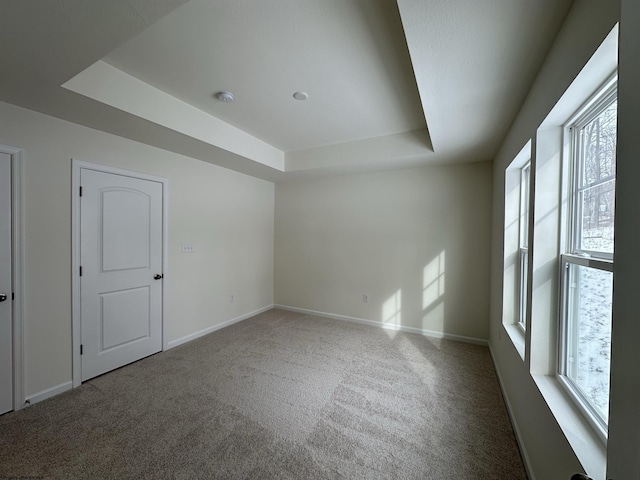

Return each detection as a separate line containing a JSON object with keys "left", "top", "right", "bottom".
{"left": 0, "top": 309, "right": 526, "bottom": 479}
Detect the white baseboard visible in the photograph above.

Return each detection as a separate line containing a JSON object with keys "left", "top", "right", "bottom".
{"left": 25, "top": 381, "right": 73, "bottom": 407}
{"left": 19, "top": 306, "right": 274, "bottom": 407}
{"left": 488, "top": 345, "right": 535, "bottom": 480}
{"left": 19, "top": 305, "right": 485, "bottom": 411}
{"left": 274, "top": 304, "right": 488, "bottom": 346}
{"left": 166, "top": 304, "right": 274, "bottom": 350}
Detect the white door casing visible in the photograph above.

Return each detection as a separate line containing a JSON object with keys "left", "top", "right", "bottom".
{"left": 0, "top": 153, "right": 12, "bottom": 414}
{"left": 79, "top": 166, "right": 164, "bottom": 382}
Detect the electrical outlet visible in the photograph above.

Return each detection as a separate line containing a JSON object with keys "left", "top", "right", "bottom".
{"left": 363, "top": 294, "right": 369, "bottom": 303}
{"left": 182, "top": 243, "right": 195, "bottom": 253}
{"left": 230, "top": 294, "right": 235, "bottom": 303}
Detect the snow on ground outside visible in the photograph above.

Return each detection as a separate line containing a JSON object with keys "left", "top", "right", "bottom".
{"left": 571, "top": 226, "right": 613, "bottom": 421}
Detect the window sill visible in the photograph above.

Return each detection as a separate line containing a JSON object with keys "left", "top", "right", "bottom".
{"left": 532, "top": 373, "right": 606, "bottom": 480}
{"left": 504, "top": 323, "right": 525, "bottom": 360}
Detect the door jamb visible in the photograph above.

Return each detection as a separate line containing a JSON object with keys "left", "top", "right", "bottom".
{"left": 0, "top": 145, "right": 25, "bottom": 411}
{"left": 71, "top": 160, "right": 169, "bottom": 388}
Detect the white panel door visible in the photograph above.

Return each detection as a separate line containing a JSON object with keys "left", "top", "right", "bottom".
{"left": 80, "top": 169, "right": 163, "bottom": 381}
{"left": 0, "top": 153, "right": 12, "bottom": 414}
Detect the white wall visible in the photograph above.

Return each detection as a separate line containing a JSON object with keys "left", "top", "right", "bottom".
{"left": 0, "top": 101, "right": 274, "bottom": 398}
{"left": 275, "top": 163, "right": 492, "bottom": 342}
{"left": 489, "top": 1, "right": 619, "bottom": 479}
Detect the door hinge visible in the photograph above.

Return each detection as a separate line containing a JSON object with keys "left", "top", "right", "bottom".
{"left": 79, "top": 266, "right": 83, "bottom": 276}
{"left": 80, "top": 344, "right": 83, "bottom": 355}
{"left": 79, "top": 186, "right": 83, "bottom": 197}
{"left": 12, "top": 292, "right": 14, "bottom": 300}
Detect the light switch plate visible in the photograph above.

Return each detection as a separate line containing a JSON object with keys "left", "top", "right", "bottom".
{"left": 182, "top": 243, "right": 195, "bottom": 253}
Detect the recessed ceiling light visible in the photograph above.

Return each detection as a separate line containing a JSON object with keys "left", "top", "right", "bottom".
{"left": 293, "top": 91, "right": 309, "bottom": 101}
{"left": 215, "top": 91, "right": 235, "bottom": 103}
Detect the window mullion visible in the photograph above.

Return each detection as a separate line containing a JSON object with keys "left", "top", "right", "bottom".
{"left": 578, "top": 176, "right": 615, "bottom": 192}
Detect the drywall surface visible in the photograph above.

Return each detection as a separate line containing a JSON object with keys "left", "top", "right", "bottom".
{"left": 0, "top": 101, "right": 274, "bottom": 397}
{"left": 275, "top": 163, "right": 492, "bottom": 341}
{"left": 489, "top": 1, "right": 618, "bottom": 479}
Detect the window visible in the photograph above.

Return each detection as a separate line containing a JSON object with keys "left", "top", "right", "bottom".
{"left": 558, "top": 80, "right": 617, "bottom": 438}
{"left": 502, "top": 140, "right": 531, "bottom": 359}
{"left": 518, "top": 162, "right": 531, "bottom": 331}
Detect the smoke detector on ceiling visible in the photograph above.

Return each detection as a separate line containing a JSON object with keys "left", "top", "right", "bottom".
{"left": 293, "top": 91, "right": 309, "bottom": 101}
{"left": 215, "top": 91, "right": 235, "bottom": 103}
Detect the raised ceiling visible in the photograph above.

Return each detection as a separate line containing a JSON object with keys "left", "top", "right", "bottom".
{"left": 0, "top": 0, "right": 573, "bottom": 181}
{"left": 104, "top": 0, "right": 426, "bottom": 152}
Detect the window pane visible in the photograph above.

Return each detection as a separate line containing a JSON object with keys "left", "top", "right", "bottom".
{"left": 581, "top": 100, "right": 617, "bottom": 186}
{"left": 565, "top": 263, "right": 612, "bottom": 423}
{"left": 576, "top": 99, "right": 617, "bottom": 255}
{"left": 579, "top": 180, "right": 615, "bottom": 254}
{"left": 518, "top": 250, "right": 528, "bottom": 328}
{"left": 521, "top": 164, "right": 530, "bottom": 248}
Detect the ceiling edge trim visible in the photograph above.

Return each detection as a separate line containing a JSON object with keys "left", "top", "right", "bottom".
{"left": 62, "top": 60, "right": 285, "bottom": 172}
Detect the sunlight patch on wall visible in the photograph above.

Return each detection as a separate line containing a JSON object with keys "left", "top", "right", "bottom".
{"left": 382, "top": 289, "right": 402, "bottom": 333}
{"left": 423, "top": 251, "right": 445, "bottom": 310}
{"left": 422, "top": 302, "right": 445, "bottom": 332}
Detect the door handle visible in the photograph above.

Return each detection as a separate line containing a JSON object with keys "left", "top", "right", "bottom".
{"left": 153, "top": 274, "right": 163, "bottom": 280}
{"left": 0, "top": 293, "right": 7, "bottom": 302}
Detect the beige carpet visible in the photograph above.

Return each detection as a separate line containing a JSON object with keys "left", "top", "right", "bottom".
{"left": 0, "top": 309, "right": 526, "bottom": 479}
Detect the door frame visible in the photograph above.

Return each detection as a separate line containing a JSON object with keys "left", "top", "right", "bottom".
{"left": 0, "top": 144, "right": 25, "bottom": 411}
{"left": 71, "top": 160, "right": 169, "bottom": 388}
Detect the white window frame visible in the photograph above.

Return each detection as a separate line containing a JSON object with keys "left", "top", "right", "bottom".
{"left": 517, "top": 162, "right": 531, "bottom": 332}
{"left": 501, "top": 140, "right": 531, "bottom": 360}
{"left": 568, "top": 83, "right": 617, "bottom": 261}
{"left": 557, "top": 77, "right": 617, "bottom": 442}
